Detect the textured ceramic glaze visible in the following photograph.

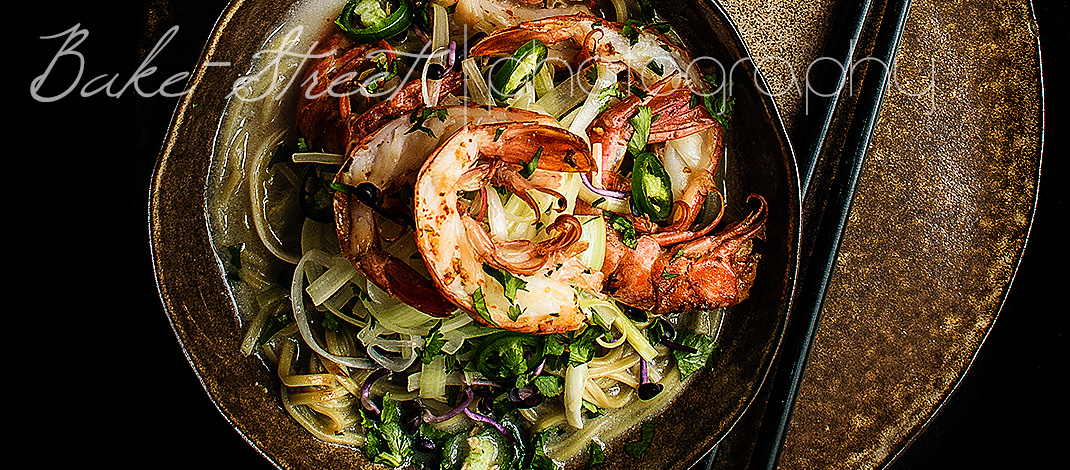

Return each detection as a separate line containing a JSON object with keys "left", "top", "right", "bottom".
{"left": 708, "top": 0, "right": 1042, "bottom": 468}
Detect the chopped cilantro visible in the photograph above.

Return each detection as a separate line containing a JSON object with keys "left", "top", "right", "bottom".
{"left": 626, "top": 105, "right": 656, "bottom": 157}
{"left": 482, "top": 264, "right": 529, "bottom": 304}
{"left": 360, "top": 393, "right": 413, "bottom": 468}
{"left": 624, "top": 421, "right": 656, "bottom": 458}
{"left": 672, "top": 330, "right": 719, "bottom": 379}
{"left": 568, "top": 325, "right": 605, "bottom": 365}
{"left": 471, "top": 287, "right": 497, "bottom": 327}
{"left": 258, "top": 312, "right": 292, "bottom": 345}
{"left": 322, "top": 311, "right": 342, "bottom": 331}
{"left": 520, "top": 146, "right": 543, "bottom": 178}
{"left": 606, "top": 212, "right": 638, "bottom": 249}
{"left": 494, "top": 125, "right": 507, "bottom": 141}
{"left": 586, "top": 440, "right": 607, "bottom": 468}
{"left": 532, "top": 374, "right": 563, "bottom": 397}
{"left": 418, "top": 321, "right": 448, "bottom": 364}
{"left": 406, "top": 107, "right": 450, "bottom": 137}
{"left": 669, "top": 248, "right": 685, "bottom": 263}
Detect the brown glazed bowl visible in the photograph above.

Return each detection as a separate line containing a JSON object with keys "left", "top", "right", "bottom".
{"left": 148, "top": 0, "right": 800, "bottom": 468}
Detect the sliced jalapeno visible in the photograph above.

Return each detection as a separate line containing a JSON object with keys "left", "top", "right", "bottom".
{"left": 489, "top": 39, "right": 548, "bottom": 102}
{"left": 631, "top": 152, "right": 673, "bottom": 222}
{"left": 335, "top": 0, "right": 414, "bottom": 43}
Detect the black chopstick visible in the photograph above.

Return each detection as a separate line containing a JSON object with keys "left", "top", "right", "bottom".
{"left": 744, "top": 1, "right": 914, "bottom": 469}
{"left": 795, "top": 0, "right": 877, "bottom": 197}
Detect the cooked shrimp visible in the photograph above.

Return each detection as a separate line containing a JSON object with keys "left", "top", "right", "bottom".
{"left": 334, "top": 106, "right": 557, "bottom": 317}
{"left": 470, "top": 13, "right": 698, "bottom": 85}
{"left": 413, "top": 122, "right": 602, "bottom": 333}
{"left": 455, "top": 0, "right": 594, "bottom": 34}
{"left": 601, "top": 195, "right": 767, "bottom": 314}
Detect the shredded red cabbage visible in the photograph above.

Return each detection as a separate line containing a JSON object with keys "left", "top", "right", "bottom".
{"left": 361, "top": 368, "right": 391, "bottom": 416}
{"left": 580, "top": 172, "right": 629, "bottom": 200}
{"left": 423, "top": 387, "right": 474, "bottom": 423}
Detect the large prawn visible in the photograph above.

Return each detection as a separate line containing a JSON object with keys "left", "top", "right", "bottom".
{"left": 468, "top": 13, "right": 767, "bottom": 316}
{"left": 323, "top": 11, "right": 766, "bottom": 329}
{"left": 413, "top": 122, "right": 602, "bottom": 333}
{"left": 333, "top": 106, "right": 559, "bottom": 317}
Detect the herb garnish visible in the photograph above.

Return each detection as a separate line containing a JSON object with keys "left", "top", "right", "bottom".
{"left": 519, "top": 146, "right": 543, "bottom": 178}
{"left": 624, "top": 421, "right": 656, "bottom": 458}
{"left": 418, "top": 321, "right": 448, "bottom": 364}
{"left": 483, "top": 264, "right": 528, "bottom": 304}
{"left": 672, "top": 329, "right": 719, "bottom": 379}
{"left": 626, "top": 105, "right": 657, "bottom": 157}
{"left": 471, "top": 287, "right": 498, "bottom": 327}
{"left": 606, "top": 212, "right": 638, "bottom": 249}
{"left": 406, "top": 107, "right": 450, "bottom": 137}
{"left": 586, "top": 440, "right": 607, "bottom": 468}
{"left": 361, "top": 393, "right": 413, "bottom": 467}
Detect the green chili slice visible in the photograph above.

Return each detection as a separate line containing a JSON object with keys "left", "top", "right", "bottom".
{"left": 631, "top": 152, "right": 673, "bottom": 222}
{"left": 335, "top": 0, "right": 414, "bottom": 43}
{"left": 490, "top": 39, "right": 548, "bottom": 102}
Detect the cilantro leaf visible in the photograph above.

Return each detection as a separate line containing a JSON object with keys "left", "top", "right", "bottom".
{"left": 406, "top": 107, "right": 450, "bottom": 137}
{"left": 568, "top": 325, "right": 605, "bottom": 365}
{"left": 582, "top": 400, "right": 605, "bottom": 419}
{"left": 418, "top": 321, "right": 448, "bottom": 364}
{"left": 526, "top": 427, "right": 564, "bottom": 470}
{"left": 494, "top": 126, "right": 507, "bottom": 141}
{"left": 322, "top": 311, "right": 341, "bottom": 331}
{"left": 626, "top": 105, "right": 655, "bottom": 156}
{"left": 258, "top": 312, "right": 292, "bottom": 345}
{"left": 624, "top": 421, "right": 656, "bottom": 459}
{"left": 606, "top": 212, "right": 638, "bottom": 249}
{"left": 471, "top": 287, "right": 498, "bottom": 327}
{"left": 532, "top": 374, "right": 562, "bottom": 397}
{"left": 520, "top": 146, "right": 543, "bottom": 178}
{"left": 586, "top": 440, "right": 607, "bottom": 469}
{"left": 482, "top": 264, "right": 529, "bottom": 304}
{"left": 672, "top": 330, "right": 719, "bottom": 379}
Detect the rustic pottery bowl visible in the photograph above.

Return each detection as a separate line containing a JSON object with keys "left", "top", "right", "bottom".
{"left": 149, "top": 0, "right": 800, "bottom": 468}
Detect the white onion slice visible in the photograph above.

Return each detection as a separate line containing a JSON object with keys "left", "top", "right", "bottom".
{"left": 291, "top": 249, "right": 378, "bottom": 369}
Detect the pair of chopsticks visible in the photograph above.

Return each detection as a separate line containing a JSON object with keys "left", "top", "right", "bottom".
{"left": 748, "top": 0, "right": 915, "bottom": 469}
{"left": 695, "top": 0, "right": 914, "bottom": 469}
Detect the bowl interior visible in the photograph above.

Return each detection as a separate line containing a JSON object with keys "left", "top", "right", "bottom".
{"left": 149, "top": 0, "right": 799, "bottom": 468}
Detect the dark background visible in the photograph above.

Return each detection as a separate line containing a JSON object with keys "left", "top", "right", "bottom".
{"left": 19, "top": 0, "right": 1064, "bottom": 468}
